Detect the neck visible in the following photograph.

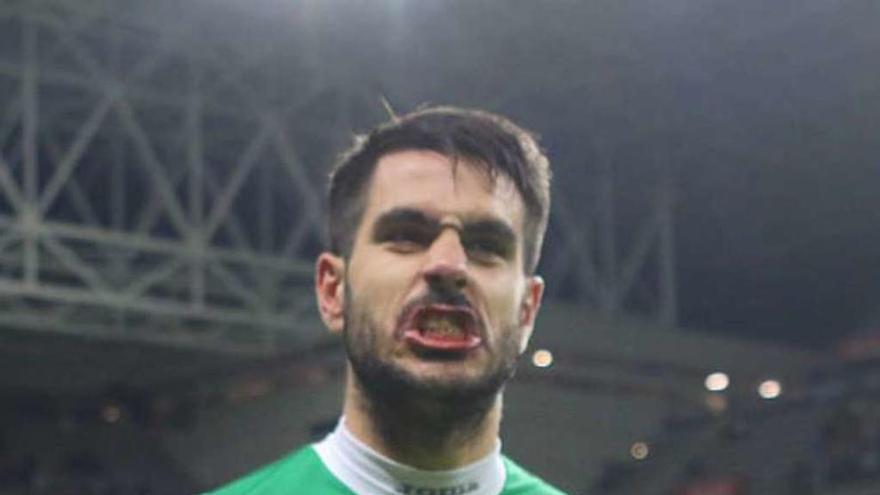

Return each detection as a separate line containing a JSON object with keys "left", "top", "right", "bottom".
{"left": 342, "top": 368, "right": 502, "bottom": 470}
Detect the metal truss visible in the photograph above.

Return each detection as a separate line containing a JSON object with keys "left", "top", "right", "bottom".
{"left": 468, "top": 14, "right": 682, "bottom": 328}
{"left": 0, "top": 1, "right": 381, "bottom": 353}
{"left": 0, "top": 1, "right": 680, "bottom": 354}
{"left": 542, "top": 157, "right": 679, "bottom": 327}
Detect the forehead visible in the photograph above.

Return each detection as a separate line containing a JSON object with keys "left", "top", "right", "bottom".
{"left": 362, "top": 150, "right": 524, "bottom": 228}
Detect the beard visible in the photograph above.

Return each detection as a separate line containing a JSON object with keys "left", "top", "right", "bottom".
{"left": 342, "top": 283, "right": 523, "bottom": 428}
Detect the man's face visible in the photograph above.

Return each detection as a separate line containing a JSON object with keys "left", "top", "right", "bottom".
{"left": 317, "top": 150, "right": 544, "bottom": 401}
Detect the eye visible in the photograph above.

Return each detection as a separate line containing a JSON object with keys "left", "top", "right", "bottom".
{"left": 381, "top": 226, "right": 434, "bottom": 253}
{"left": 463, "top": 236, "right": 509, "bottom": 264}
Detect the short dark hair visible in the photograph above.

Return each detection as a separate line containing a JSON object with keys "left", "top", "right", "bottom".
{"left": 326, "top": 106, "right": 551, "bottom": 273}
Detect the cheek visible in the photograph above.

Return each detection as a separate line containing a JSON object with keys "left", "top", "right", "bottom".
{"left": 349, "top": 253, "right": 418, "bottom": 325}
{"left": 483, "top": 274, "right": 526, "bottom": 325}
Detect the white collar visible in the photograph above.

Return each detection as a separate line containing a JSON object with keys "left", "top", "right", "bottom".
{"left": 314, "top": 417, "right": 506, "bottom": 495}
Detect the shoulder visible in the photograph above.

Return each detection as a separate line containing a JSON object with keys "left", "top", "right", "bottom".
{"left": 205, "top": 445, "right": 354, "bottom": 495}
{"left": 501, "top": 456, "right": 570, "bottom": 495}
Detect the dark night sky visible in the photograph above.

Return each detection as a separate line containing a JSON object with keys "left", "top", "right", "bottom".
{"left": 369, "top": 0, "right": 880, "bottom": 349}
{"left": 200, "top": 0, "right": 880, "bottom": 349}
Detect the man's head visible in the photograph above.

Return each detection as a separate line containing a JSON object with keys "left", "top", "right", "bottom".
{"left": 326, "top": 106, "right": 551, "bottom": 273}
{"left": 315, "top": 106, "right": 551, "bottom": 413}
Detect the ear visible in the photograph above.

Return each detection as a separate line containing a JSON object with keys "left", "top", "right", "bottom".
{"left": 517, "top": 275, "right": 545, "bottom": 354}
{"left": 316, "top": 252, "right": 346, "bottom": 334}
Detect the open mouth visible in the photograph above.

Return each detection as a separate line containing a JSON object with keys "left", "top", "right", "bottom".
{"left": 402, "top": 304, "right": 482, "bottom": 353}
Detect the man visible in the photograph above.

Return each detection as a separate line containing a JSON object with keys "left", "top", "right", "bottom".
{"left": 210, "top": 107, "right": 567, "bottom": 494}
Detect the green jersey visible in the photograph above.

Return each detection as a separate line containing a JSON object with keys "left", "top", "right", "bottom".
{"left": 207, "top": 445, "right": 567, "bottom": 495}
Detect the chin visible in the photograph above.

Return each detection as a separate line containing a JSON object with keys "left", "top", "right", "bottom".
{"left": 396, "top": 359, "right": 513, "bottom": 401}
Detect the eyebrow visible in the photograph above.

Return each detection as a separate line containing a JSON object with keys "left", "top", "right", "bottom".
{"left": 459, "top": 219, "right": 517, "bottom": 249}
{"left": 371, "top": 207, "right": 517, "bottom": 250}
{"left": 371, "top": 208, "right": 437, "bottom": 237}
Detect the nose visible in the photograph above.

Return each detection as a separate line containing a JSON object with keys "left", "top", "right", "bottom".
{"left": 420, "top": 228, "right": 468, "bottom": 291}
